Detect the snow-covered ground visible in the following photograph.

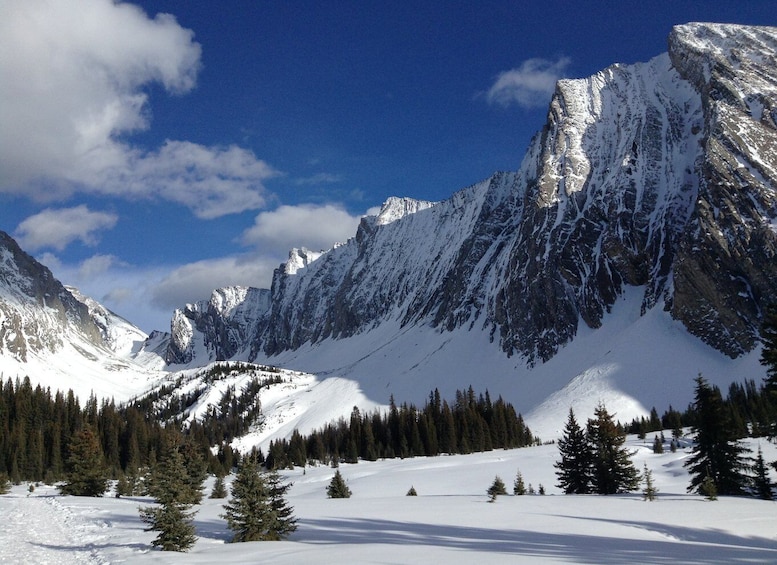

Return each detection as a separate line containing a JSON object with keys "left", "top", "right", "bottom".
{"left": 2, "top": 434, "right": 776, "bottom": 564}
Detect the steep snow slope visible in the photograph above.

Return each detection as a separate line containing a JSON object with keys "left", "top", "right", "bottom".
{"left": 257, "top": 286, "right": 763, "bottom": 440}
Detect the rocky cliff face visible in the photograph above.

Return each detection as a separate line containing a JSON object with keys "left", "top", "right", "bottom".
{"left": 168, "top": 23, "right": 777, "bottom": 368}
{"left": 167, "top": 286, "right": 271, "bottom": 364}
{"left": 0, "top": 231, "right": 103, "bottom": 362}
{"left": 667, "top": 24, "right": 777, "bottom": 356}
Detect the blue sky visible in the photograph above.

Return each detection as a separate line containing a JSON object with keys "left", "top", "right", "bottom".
{"left": 1, "top": 1, "right": 775, "bottom": 333}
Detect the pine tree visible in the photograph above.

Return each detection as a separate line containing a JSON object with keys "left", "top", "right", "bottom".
{"left": 178, "top": 439, "right": 208, "bottom": 505}
{"left": 587, "top": 404, "right": 640, "bottom": 495}
{"left": 685, "top": 376, "right": 750, "bottom": 496}
{"left": 210, "top": 475, "right": 228, "bottom": 499}
{"left": 753, "top": 446, "right": 775, "bottom": 500}
{"left": 642, "top": 463, "right": 658, "bottom": 501}
{"left": 326, "top": 469, "right": 351, "bottom": 498}
{"left": 59, "top": 427, "right": 108, "bottom": 496}
{"left": 406, "top": 486, "right": 418, "bottom": 496}
{"left": 222, "top": 456, "right": 297, "bottom": 542}
{"left": 760, "top": 304, "right": 777, "bottom": 437}
{"left": 513, "top": 469, "right": 526, "bottom": 495}
{"left": 487, "top": 475, "right": 507, "bottom": 501}
{"left": 652, "top": 435, "right": 664, "bottom": 454}
{"left": 139, "top": 437, "right": 198, "bottom": 552}
{"left": 554, "top": 408, "right": 592, "bottom": 494}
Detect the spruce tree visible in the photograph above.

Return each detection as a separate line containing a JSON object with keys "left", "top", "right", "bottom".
{"left": 642, "top": 463, "right": 658, "bottom": 501}
{"left": 554, "top": 408, "right": 592, "bottom": 494}
{"left": 59, "top": 427, "right": 108, "bottom": 496}
{"left": 753, "top": 446, "right": 775, "bottom": 500}
{"left": 487, "top": 475, "right": 507, "bottom": 501}
{"left": 222, "top": 455, "right": 297, "bottom": 542}
{"left": 513, "top": 469, "right": 526, "bottom": 495}
{"left": 210, "top": 475, "right": 228, "bottom": 499}
{"left": 139, "top": 437, "right": 198, "bottom": 552}
{"left": 587, "top": 404, "right": 640, "bottom": 495}
{"left": 760, "top": 304, "right": 777, "bottom": 437}
{"left": 406, "top": 486, "right": 418, "bottom": 496}
{"left": 326, "top": 469, "right": 351, "bottom": 498}
{"left": 684, "top": 376, "right": 750, "bottom": 496}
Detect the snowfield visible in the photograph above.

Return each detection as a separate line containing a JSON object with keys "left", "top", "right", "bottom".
{"left": 2, "top": 435, "right": 775, "bottom": 564}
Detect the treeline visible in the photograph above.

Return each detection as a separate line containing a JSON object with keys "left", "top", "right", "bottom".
{"left": 0, "top": 371, "right": 536, "bottom": 484}
{"left": 264, "top": 387, "right": 539, "bottom": 469}
{"left": 0, "top": 363, "right": 284, "bottom": 483}
{"left": 624, "top": 378, "right": 777, "bottom": 439}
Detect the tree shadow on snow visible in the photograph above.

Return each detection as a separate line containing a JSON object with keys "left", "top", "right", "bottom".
{"left": 297, "top": 517, "right": 777, "bottom": 564}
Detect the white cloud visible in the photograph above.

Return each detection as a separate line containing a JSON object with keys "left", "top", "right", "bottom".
{"left": 0, "top": 0, "right": 274, "bottom": 218}
{"left": 485, "top": 57, "right": 571, "bottom": 109}
{"left": 78, "top": 254, "right": 122, "bottom": 279}
{"left": 149, "top": 256, "right": 279, "bottom": 311}
{"left": 241, "top": 204, "right": 363, "bottom": 254}
{"left": 15, "top": 205, "right": 118, "bottom": 251}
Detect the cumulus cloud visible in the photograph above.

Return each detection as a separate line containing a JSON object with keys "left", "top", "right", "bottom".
{"left": 149, "top": 255, "right": 279, "bottom": 311}
{"left": 0, "top": 0, "right": 274, "bottom": 218}
{"left": 15, "top": 206, "right": 118, "bottom": 251}
{"left": 241, "top": 204, "right": 363, "bottom": 254}
{"left": 485, "top": 57, "right": 571, "bottom": 108}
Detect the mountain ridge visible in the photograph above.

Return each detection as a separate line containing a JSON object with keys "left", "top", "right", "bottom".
{"left": 1, "top": 22, "right": 775, "bottom": 440}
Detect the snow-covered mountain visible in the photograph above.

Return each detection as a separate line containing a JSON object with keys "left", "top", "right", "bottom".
{"left": 1, "top": 23, "right": 776, "bottom": 439}
{"left": 0, "top": 230, "right": 164, "bottom": 399}
{"left": 157, "top": 23, "right": 776, "bottom": 431}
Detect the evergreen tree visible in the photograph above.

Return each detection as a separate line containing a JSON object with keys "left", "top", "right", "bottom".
{"left": 753, "top": 446, "right": 775, "bottom": 500}
{"left": 59, "top": 427, "right": 108, "bottom": 496}
{"left": 178, "top": 439, "right": 208, "bottom": 505}
{"left": 587, "top": 404, "right": 640, "bottom": 495}
{"left": 222, "top": 455, "right": 297, "bottom": 542}
{"left": 685, "top": 376, "right": 750, "bottom": 496}
{"left": 139, "top": 437, "right": 198, "bottom": 552}
{"left": 554, "top": 408, "right": 592, "bottom": 494}
{"left": 487, "top": 475, "right": 507, "bottom": 501}
{"left": 513, "top": 469, "right": 526, "bottom": 495}
{"left": 642, "top": 463, "right": 658, "bottom": 501}
{"left": 0, "top": 472, "right": 9, "bottom": 495}
{"left": 210, "top": 475, "right": 228, "bottom": 499}
{"left": 406, "top": 486, "right": 417, "bottom": 496}
{"left": 700, "top": 472, "right": 718, "bottom": 500}
{"left": 115, "top": 473, "right": 134, "bottom": 498}
{"left": 326, "top": 470, "right": 351, "bottom": 498}
{"left": 652, "top": 435, "right": 664, "bottom": 454}
{"left": 760, "top": 304, "right": 777, "bottom": 396}
{"left": 761, "top": 304, "right": 777, "bottom": 437}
